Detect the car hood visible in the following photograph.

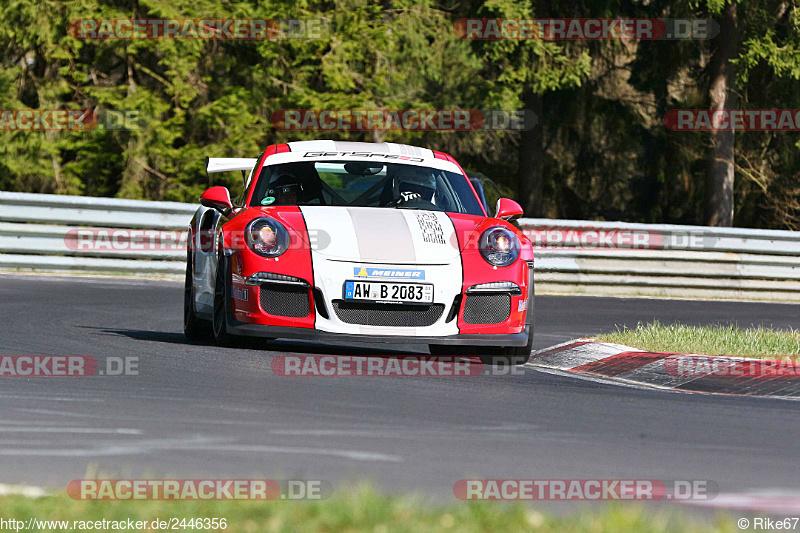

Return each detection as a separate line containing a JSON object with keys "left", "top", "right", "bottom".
{"left": 299, "top": 206, "right": 465, "bottom": 265}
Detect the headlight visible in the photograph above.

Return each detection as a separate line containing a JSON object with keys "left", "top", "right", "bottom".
{"left": 245, "top": 218, "right": 290, "bottom": 257}
{"left": 479, "top": 227, "right": 520, "bottom": 267}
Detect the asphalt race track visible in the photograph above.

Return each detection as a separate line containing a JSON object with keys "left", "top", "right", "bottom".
{"left": 0, "top": 273, "right": 799, "bottom": 507}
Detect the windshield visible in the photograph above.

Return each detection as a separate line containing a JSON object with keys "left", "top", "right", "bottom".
{"left": 249, "top": 161, "right": 484, "bottom": 215}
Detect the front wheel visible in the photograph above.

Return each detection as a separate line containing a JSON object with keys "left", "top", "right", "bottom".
{"left": 490, "top": 278, "right": 535, "bottom": 365}
{"left": 491, "top": 290, "right": 535, "bottom": 366}
{"left": 428, "top": 343, "right": 530, "bottom": 365}
{"left": 430, "top": 290, "right": 534, "bottom": 366}
{"left": 480, "top": 345, "right": 531, "bottom": 366}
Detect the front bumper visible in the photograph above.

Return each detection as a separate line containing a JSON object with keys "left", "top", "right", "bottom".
{"left": 226, "top": 256, "right": 533, "bottom": 344}
{"left": 227, "top": 319, "right": 531, "bottom": 346}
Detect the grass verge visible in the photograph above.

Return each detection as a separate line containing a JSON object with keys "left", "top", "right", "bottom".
{"left": 0, "top": 485, "right": 741, "bottom": 532}
{"left": 597, "top": 321, "right": 800, "bottom": 358}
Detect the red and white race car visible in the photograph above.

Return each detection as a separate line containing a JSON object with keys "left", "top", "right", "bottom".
{"left": 184, "top": 141, "right": 534, "bottom": 364}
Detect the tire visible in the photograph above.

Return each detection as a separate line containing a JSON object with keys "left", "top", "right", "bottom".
{"left": 212, "top": 253, "right": 243, "bottom": 347}
{"left": 184, "top": 250, "right": 212, "bottom": 341}
{"left": 482, "top": 342, "right": 532, "bottom": 366}
{"left": 428, "top": 343, "right": 530, "bottom": 366}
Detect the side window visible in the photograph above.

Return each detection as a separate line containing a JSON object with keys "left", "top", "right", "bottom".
{"left": 447, "top": 172, "right": 484, "bottom": 215}
{"left": 433, "top": 174, "right": 458, "bottom": 212}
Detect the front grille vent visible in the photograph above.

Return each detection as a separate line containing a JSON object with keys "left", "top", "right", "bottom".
{"left": 332, "top": 301, "right": 444, "bottom": 327}
{"left": 259, "top": 285, "right": 310, "bottom": 317}
{"left": 462, "top": 294, "right": 511, "bottom": 324}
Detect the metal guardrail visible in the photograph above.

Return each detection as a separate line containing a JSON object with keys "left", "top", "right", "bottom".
{"left": 521, "top": 219, "right": 800, "bottom": 300}
{"left": 1, "top": 192, "right": 798, "bottom": 300}
{"left": 0, "top": 192, "right": 193, "bottom": 275}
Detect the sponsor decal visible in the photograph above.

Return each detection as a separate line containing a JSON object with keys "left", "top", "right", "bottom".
{"left": 232, "top": 287, "right": 248, "bottom": 301}
{"left": 415, "top": 212, "right": 446, "bottom": 244}
{"left": 261, "top": 196, "right": 275, "bottom": 205}
{"left": 303, "top": 151, "right": 425, "bottom": 163}
{"left": 454, "top": 479, "right": 717, "bottom": 501}
{"left": 353, "top": 267, "right": 425, "bottom": 280}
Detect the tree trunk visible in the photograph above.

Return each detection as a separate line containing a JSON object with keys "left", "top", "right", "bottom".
{"left": 517, "top": 91, "right": 543, "bottom": 217}
{"left": 705, "top": 2, "right": 738, "bottom": 226}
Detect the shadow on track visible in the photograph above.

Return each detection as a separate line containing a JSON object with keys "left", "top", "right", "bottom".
{"left": 77, "top": 326, "right": 208, "bottom": 346}
{"left": 77, "top": 326, "right": 430, "bottom": 358}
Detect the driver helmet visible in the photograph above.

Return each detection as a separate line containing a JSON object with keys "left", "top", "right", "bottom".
{"left": 393, "top": 172, "right": 436, "bottom": 203}
{"left": 268, "top": 172, "right": 305, "bottom": 203}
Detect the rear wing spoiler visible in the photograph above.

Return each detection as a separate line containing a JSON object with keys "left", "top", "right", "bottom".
{"left": 206, "top": 157, "right": 259, "bottom": 190}
{"left": 206, "top": 157, "right": 257, "bottom": 174}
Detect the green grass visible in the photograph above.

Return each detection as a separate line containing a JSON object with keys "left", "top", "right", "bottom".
{"left": 598, "top": 321, "right": 800, "bottom": 358}
{"left": 0, "top": 485, "right": 741, "bottom": 532}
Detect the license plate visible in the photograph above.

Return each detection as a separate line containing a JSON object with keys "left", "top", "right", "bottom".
{"left": 344, "top": 281, "right": 433, "bottom": 303}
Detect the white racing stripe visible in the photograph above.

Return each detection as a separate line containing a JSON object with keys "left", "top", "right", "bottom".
{"left": 301, "top": 206, "right": 463, "bottom": 337}
{"left": 349, "top": 207, "right": 416, "bottom": 262}
{"left": 301, "top": 206, "right": 360, "bottom": 259}
{"left": 300, "top": 206, "right": 460, "bottom": 264}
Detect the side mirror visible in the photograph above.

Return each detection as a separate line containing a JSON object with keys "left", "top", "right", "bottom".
{"left": 200, "top": 186, "right": 233, "bottom": 214}
{"left": 495, "top": 198, "right": 523, "bottom": 221}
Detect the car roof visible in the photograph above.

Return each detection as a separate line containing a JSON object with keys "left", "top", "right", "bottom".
{"left": 273, "top": 140, "right": 461, "bottom": 172}
{"left": 286, "top": 140, "right": 434, "bottom": 161}
{"left": 245, "top": 141, "right": 468, "bottom": 203}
